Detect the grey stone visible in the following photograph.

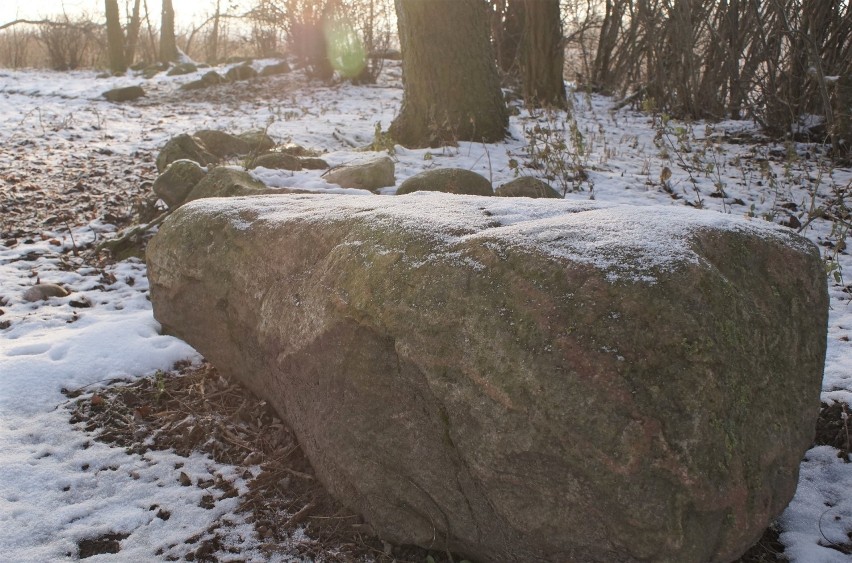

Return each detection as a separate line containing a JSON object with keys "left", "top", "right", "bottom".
{"left": 225, "top": 64, "right": 258, "bottom": 82}
{"left": 248, "top": 152, "right": 302, "bottom": 171}
{"left": 495, "top": 176, "right": 562, "bottom": 198}
{"left": 167, "top": 62, "right": 198, "bottom": 76}
{"left": 323, "top": 156, "right": 395, "bottom": 191}
{"left": 102, "top": 86, "right": 145, "bottom": 102}
{"left": 148, "top": 195, "right": 828, "bottom": 563}
{"left": 397, "top": 168, "right": 493, "bottom": 196}
{"left": 184, "top": 167, "right": 277, "bottom": 203}
{"left": 153, "top": 160, "right": 208, "bottom": 208}
{"left": 193, "top": 130, "right": 251, "bottom": 158}
{"left": 156, "top": 134, "right": 218, "bottom": 173}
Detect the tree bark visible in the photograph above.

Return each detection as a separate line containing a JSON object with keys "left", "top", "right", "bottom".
{"left": 159, "top": 0, "right": 178, "bottom": 63}
{"left": 105, "top": 0, "right": 126, "bottom": 73}
{"left": 389, "top": 0, "right": 507, "bottom": 148}
{"left": 125, "top": 0, "right": 142, "bottom": 65}
{"left": 519, "top": 0, "right": 567, "bottom": 109}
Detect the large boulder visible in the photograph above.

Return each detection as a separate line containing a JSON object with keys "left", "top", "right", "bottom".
{"left": 397, "top": 168, "right": 493, "bottom": 196}
{"left": 156, "top": 134, "right": 218, "bottom": 173}
{"left": 147, "top": 194, "right": 828, "bottom": 563}
{"left": 323, "top": 156, "right": 395, "bottom": 191}
{"left": 153, "top": 160, "right": 207, "bottom": 208}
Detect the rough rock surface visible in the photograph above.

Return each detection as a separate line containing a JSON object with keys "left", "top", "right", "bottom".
{"left": 153, "top": 160, "right": 207, "bottom": 208}
{"left": 102, "top": 86, "right": 145, "bottom": 102}
{"left": 323, "top": 156, "right": 395, "bottom": 191}
{"left": 248, "top": 152, "right": 302, "bottom": 171}
{"left": 260, "top": 61, "right": 291, "bottom": 76}
{"left": 237, "top": 130, "right": 275, "bottom": 153}
{"left": 156, "top": 134, "right": 218, "bottom": 173}
{"left": 167, "top": 62, "right": 198, "bottom": 76}
{"left": 226, "top": 64, "right": 258, "bottom": 82}
{"left": 147, "top": 193, "right": 828, "bottom": 563}
{"left": 496, "top": 176, "right": 562, "bottom": 198}
{"left": 397, "top": 168, "right": 493, "bottom": 196}
{"left": 298, "top": 157, "right": 329, "bottom": 170}
{"left": 183, "top": 167, "right": 277, "bottom": 203}
{"left": 193, "top": 130, "right": 251, "bottom": 158}
{"left": 180, "top": 71, "right": 225, "bottom": 91}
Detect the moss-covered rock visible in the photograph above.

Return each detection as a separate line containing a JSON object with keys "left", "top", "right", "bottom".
{"left": 225, "top": 64, "right": 258, "bottom": 82}
{"left": 323, "top": 156, "right": 395, "bottom": 191}
{"left": 495, "top": 176, "right": 562, "bottom": 198}
{"left": 148, "top": 194, "right": 828, "bottom": 563}
{"left": 397, "top": 167, "right": 493, "bottom": 195}
{"left": 247, "top": 152, "right": 302, "bottom": 171}
{"left": 156, "top": 134, "right": 218, "bottom": 173}
{"left": 193, "top": 130, "right": 251, "bottom": 158}
{"left": 102, "top": 85, "right": 145, "bottom": 102}
{"left": 166, "top": 62, "right": 198, "bottom": 76}
{"left": 153, "top": 159, "right": 207, "bottom": 208}
{"left": 260, "top": 61, "right": 291, "bottom": 77}
{"left": 184, "top": 167, "right": 276, "bottom": 203}
{"left": 236, "top": 130, "right": 275, "bottom": 153}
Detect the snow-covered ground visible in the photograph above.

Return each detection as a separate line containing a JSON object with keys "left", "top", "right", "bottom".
{"left": 1, "top": 59, "right": 851, "bottom": 561}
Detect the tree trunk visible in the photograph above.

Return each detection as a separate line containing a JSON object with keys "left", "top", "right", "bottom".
{"left": 159, "top": 0, "right": 178, "bottom": 63}
{"left": 125, "top": 0, "right": 141, "bottom": 65}
{"left": 519, "top": 0, "right": 567, "bottom": 109}
{"left": 208, "top": 0, "right": 221, "bottom": 64}
{"left": 389, "top": 0, "right": 507, "bottom": 148}
{"left": 592, "top": 0, "right": 622, "bottom": 92}
{"left": 104, "top": 0, "right": 126, "bottom": 73}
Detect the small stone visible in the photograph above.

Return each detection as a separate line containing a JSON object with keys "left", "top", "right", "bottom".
{"left": 23, "top": 283, "right": 69, "bottom": 302}
{"left": 102, "top": 86, "right": 145, "bottom": 103}
{"left": 323, "top": 156, "right": 394, "bottom": 191}
{"left": 248, "top": 152, "right": 302, "bottom": 171}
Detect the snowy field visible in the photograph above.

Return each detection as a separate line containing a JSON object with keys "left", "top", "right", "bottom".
{"left": 1, "top": 59, "right": 852, "bottom": 561}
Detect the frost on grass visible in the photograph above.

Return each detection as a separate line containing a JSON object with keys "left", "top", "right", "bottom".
{"left": 182, "top": 191, "right": 814, "bottom": 283}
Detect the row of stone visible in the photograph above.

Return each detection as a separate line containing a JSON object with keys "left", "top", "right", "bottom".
{"left": 102, "top": 60, "right": 292, "bottom": 102}
{"left": 153, "top": 130, "right": 564, "bottom": 210}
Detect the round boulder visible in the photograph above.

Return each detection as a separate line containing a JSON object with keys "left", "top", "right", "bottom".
{"left": 153, "top": 159, "right": 208, "bottom": 208}
{"left": 102, "top": 85, "right": 145, "bottom": 102}
{"left": 156, "top": 133, "right": 218, "bottom": 173}
{"left": 184, "top": 166, "right": 275, "bottom": 203}
{"left": 193, "top": 130, "right": 251, "bottom": 158}
{"left": 248, "top": 152, "right": 302, "bottom": 171}
{"left": 496, "top": 176, "right": 562, "bottom": 198}
{"left": 237, "top": 130, "right": 275, "bottom": 153}
{"left": 397, "top": 168, "right": 493, "bottom": 196}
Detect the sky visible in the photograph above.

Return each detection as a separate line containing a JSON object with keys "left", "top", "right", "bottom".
{"left": 0, "top": 1, "right": 247, "bottom": 28}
